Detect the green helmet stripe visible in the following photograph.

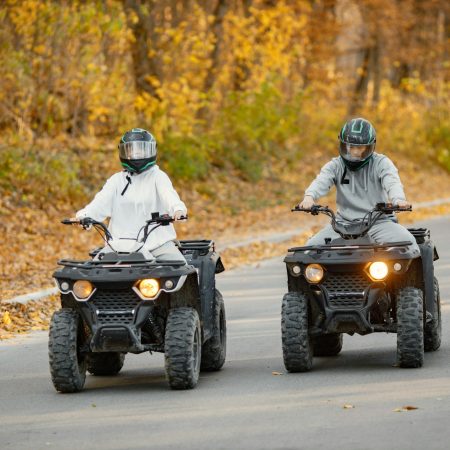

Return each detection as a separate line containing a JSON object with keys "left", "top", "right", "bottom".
{"left": 121, "top": 160, "right": 156, "bottom": 172}
{"left": 121, "top": 162, "right": 136, "bottom": 171}
{"left": 351, "top": 120, "right": 363, "bottom": 133}
{"left": 140, "top": 161, "right": 156, "bottom": 170}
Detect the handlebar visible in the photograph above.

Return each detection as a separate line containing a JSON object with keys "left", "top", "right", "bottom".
{"left": 291, "top": 203, "right": 412, "bottom": 240}
{"left": 62, "top": 217, "right": 113, "bottom": 240}
{"left": 62, "top": 213, "right": 188, "bottom": 250}
{"left": 374, "top": 202, "right": 412, "bottom": 213}
{"left": 146, "top": 213, "right": 188, "bottom": 225}
{"left": 291, "top": 205, "right": 332, "bottom": 216}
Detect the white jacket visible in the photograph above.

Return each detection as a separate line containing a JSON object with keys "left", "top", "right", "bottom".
{"left": 76, "top": 165, "right": 187, "bottom": 251}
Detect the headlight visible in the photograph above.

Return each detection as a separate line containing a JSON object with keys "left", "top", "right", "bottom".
{"left": 138, "top": 279, "right": 160, "bottom": 299}
{"left": 368, "top": 261, "right": 388, "bottom": 280}
{"left": 304, "top": 264, "right": 324, "bottom": 283}
{"left": 73, "top": 280, "right": 94, "bottom": 299}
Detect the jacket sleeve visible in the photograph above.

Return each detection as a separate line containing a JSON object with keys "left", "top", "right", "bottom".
{"left": 378, "top": 157, "right": 406, "bottom": 204}
{"left": 156, "top": 171, "right": 187, "bottom": 216}
{"left": 76, "top": 175, "right": 117, "bottom": 222}
{"left": 304, "top": 160, "right": 337, "bottom": 200}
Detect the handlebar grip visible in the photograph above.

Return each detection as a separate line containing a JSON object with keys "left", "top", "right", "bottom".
{"left": 61, "top": 219, "right": 78, "bottom": 225}
{"left": 292, "top": 205, "right": 326, "bottom": 212}
{"left": 375, "top": 203, "right": 412, "bottom": 212}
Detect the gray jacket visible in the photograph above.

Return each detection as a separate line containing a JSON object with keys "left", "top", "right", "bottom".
{"left": 305, "top": 153, "right": 406, "bottom": 222}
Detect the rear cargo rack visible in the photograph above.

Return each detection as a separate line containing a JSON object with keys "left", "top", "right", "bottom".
{"left": 177, "top": 240, "right": 215, "bottom": 257}
{"left": 407, "top": 228, "right": 430, "bottom": 244}
{"left": 178, "top": 240, "right": 214, "bottom": 251}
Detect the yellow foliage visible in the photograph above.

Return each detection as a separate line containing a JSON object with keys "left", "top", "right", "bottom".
{"left": 2, "top": 311, "right": 12, "bottom": 325}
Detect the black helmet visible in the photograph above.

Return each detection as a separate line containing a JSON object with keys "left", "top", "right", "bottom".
{"left": 339, "top": 118, "right": 376, "bottom": 171}
{"left": 118, "top": 128, "right": 157, "bottom": 173}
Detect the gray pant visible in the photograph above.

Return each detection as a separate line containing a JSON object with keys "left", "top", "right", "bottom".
{"left": 96, "top": 240, "right": 186, "bottom": 263}
{"left": 307, "top": 220, "right": 420, "bottom": 255}
{"left": 151, "top": 241, "right": 186, "bottom": 263}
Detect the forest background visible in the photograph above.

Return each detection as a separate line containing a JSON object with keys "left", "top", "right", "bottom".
{"left": 0, "top": 0, "right": 449, "bottom": 313}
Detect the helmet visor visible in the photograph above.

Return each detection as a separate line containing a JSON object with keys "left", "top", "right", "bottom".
{"left": 339, "top": 142, "right": 374, "bottom": 162}
{"left": 118, "top": 141, "right": 156, "bottom": 160}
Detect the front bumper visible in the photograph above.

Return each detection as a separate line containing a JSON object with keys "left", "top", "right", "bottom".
{"left": 308, "top": 272, "right": 387, "bottom": 335}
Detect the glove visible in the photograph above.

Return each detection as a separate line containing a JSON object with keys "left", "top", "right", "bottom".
{"left": 298, "top": 196, "right": 315, "bottom": 209}
{"left": 173, "top": 210, "right": 186, "bottom": 221}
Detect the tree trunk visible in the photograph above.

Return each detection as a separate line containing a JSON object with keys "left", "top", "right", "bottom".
{"left": 371, "top": 34, "right": 381, "bottom": 106}
{"left": 122, "top": 0, "right": 162, "bottom": 101}
{"left": 348, "top": 45, "right": 371, "bottom": 116}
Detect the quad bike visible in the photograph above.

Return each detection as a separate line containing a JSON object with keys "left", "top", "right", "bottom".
{"left": 281, "top": 203, "right": 441, "bottom": 371}
{"left": 49, "top": 214, "right": 226, "bottom": 392}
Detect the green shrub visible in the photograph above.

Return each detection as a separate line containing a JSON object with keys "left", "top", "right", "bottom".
{"left": 0, "top": 147, "right": 86, "bottom": 206}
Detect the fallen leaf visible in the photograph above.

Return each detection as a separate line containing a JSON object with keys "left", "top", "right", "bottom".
{"left": 272, "top": 371, "right": 283, "bottom": 376}
{"left": 343, "top": 404, "right": 355, "bottom": 409}
{"left": 2, "top": 311, "right": 12, "bottom": 325}
{"left": 393, "top": 405, "right": 418, "bottom": 412}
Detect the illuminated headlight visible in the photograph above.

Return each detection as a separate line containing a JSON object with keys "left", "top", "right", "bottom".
{"left": 368, "top": 262, "right": 388, "bottom": 280}
{"left": 138, "top": 279, "right": 160, "bottom": 299}
{"left": 73, "top": 280, "right": 94, "bottom": 299}
{"left": 304, "top": 264, "right": 324, "bottom": 283}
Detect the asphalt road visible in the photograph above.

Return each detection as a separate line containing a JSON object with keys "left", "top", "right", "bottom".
{"left": 1, "top": 215, "right": 449, "bottom": 450}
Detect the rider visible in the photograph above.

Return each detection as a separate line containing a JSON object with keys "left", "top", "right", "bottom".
{"left": 298, "top": 118, "right": 419, "bottom": 254}
{"left": 75, "top": 128, "right": 187, "bottom": 262}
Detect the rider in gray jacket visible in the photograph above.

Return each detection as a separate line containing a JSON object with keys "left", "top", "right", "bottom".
{"left": 298, "top": 118, "right": 419, "bottom": 254}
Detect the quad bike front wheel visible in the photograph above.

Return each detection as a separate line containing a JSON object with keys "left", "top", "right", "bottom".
{"left": 281, "top": 292, "right": 313, "bottom": 372}
{"left": 87, "top": 352, "right": 125, "bottom": 376}
{"left": 424, "top": 277, "right": 441, "bottom": 352}
{"left": 396, "top": 287, "right": 424, "bottom": 368}
{"left": 201, "top": 289, "right": 226, "bottom": 371}
{"left": 164, "top": 307, "right": 201, "bottom": 390}
{"left": 48, "top": 309, "right": 87, "bottom": 393}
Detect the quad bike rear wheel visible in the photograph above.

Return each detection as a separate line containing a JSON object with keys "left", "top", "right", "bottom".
{"left": 201, "top": 289, "right": 226, "bottom": 371}
{"left": 87, "top": 352, "right": 125, "bottom": 376}
{"left": 424, "top": 277, "right": 441, "bottom": 352}
{"left": 312, "top": 333, "right": 343, "bottom": 357}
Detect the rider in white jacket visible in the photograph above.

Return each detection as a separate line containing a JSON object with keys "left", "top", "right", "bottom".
{"left": 75, "top": 128, "right": 187, "bottom": 262}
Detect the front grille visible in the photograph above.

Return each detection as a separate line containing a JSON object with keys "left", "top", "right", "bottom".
{"left": 328, "top": 296, "right": 365, "bottom": 308}
{"left": 322, "top": 272, "right": 369, "bottom": 309}
{"left": 92, "top": 289, "right": 141, "bottom": 325}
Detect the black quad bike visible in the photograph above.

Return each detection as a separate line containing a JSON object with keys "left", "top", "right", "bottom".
{"left": 282, "top": 203, "right": 441, "bottom": 371}
{"left": 49, "top": 214, "right": 226, "bottom": 392}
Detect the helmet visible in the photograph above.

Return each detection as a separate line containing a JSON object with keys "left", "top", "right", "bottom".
{"left": 118, "top": 128, "right": 157, "bottom": 173}
{"left": 339, "top": 118, "right": 376, "bottom": 171}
